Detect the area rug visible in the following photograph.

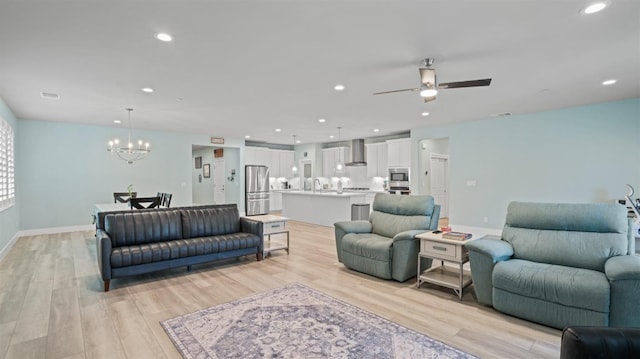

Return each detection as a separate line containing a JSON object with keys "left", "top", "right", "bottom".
{"left": 161, "top": 283, "right": 477, "bottom": 359}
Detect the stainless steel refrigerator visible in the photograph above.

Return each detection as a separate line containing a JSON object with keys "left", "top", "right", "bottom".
{"left": 245, "top": 165, "right": 270, "bottom": 216}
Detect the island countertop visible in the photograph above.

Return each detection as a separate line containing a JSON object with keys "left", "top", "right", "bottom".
{"left": 277, "top": 190, "right": 371, "bottom": 197}
{"left": 281, "top": 191, "right": 367, "bottom": 227}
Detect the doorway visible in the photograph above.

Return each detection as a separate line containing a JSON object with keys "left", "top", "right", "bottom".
{"left": 430, "top": 154, "right": 449, "bottom": 218}
{"left": 213, "top": 158, "right": 225, "bottom": 204}
{"left": 419, "top": 137, "right": 450, "bottom": 219}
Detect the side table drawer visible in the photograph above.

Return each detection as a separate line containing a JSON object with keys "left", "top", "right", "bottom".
{"left": 421, "top": 240, "right": 459, "bottom": 260}
{"left": 264, "top": 221, "right": 286, "bottom": 234}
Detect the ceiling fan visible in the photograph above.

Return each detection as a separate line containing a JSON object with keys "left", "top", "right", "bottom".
{"left": 373, "top": 58, "right": 492, "bottom": 102}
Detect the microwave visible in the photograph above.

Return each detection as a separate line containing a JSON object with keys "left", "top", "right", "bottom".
{"left": 388, "top": 168, "right": 410, "bottom": 184}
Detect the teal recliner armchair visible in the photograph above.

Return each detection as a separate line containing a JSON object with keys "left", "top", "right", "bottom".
{"left": 334, "top": 193, "right": 440, "bottom": 282}
{"left": 467, "top": 202, "right": 640, "bottom": 329}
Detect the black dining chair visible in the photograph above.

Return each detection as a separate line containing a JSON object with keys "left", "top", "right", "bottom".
{"left": 162, "top": 193, "right": 172, "bottom": 208}
{"left": 156, "top": 192, "right": 166, "bottom": 206}
{"left": 114, "top": 192, "right": 137, "bottom": 203}
{"left": 129, "top": 196, "right": 161, "bottom": 209}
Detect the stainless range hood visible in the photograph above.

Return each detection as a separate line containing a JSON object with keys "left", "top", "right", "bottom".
{"left": 346, "top": 139, "right": 367, "bottom": 166}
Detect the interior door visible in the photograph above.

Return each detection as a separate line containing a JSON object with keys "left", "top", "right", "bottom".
{"left": 213, "top": 158, "right": 225, "bottom": 204}
{"left": 430, "top": 155, "right": 449, "bottom": 218}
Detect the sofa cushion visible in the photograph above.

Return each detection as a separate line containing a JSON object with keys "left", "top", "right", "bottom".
{"left": 502, "top": 202, "right": 629, "bottom": 272}
{"left": 494, "top": 259, "right": 610, "bottom": 313}
{"left": 110, "top": 232, "right": 260, "bottom": 268}
{"left": 180, "top": 204, "right": 240, "bottom": 239}
{"left": 105, "top": 210, "right": 183, "bottom": 247}
{"left": 369, "top": 194, "right": 435, "bottom": 238}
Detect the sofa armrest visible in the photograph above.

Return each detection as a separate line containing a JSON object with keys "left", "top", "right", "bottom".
{"left": 393, "top": 230, "right": 424, "bottom": 242}
{"left": 465, "top": 237, "right": 514, "bottom": 306}
{"left": 466, "top": 237, "right": 513, "bottom": 261}
{"left": 334, "top": 220, "right": 372, "bottom": 263}
{"left": 96, "top": 229, "right": 112, "bottom": 282}
{"left": 561, "top": 326, "right": 640, "bottom": 359}
{"left": 240, "top": 217, "right": 264, "bottom": 253}
{"left": 605, "top": 255, "right": 640, "bottom": 281}
{"left": 335, "top": 220, "right": 373, "bottom": 234}
{"left": 603, "top": 255, "right": 640, "bottom": 326}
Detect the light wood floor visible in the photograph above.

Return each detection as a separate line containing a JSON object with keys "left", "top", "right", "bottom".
{"left": 0, "top": 221, "right": 561, "bottom": 359}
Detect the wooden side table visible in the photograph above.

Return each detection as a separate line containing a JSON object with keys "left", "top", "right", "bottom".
{"left": 245, "top": 214, "right": 289, "bottom": 257}
{"left": 416, "top": 231, "right": 473, "bottom": 300}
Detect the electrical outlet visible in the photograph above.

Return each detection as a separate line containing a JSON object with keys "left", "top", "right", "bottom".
{"left": 483, "top": 217, "right": 489, "bottom": 223}
{"left": 466, "top": 179, "right": 477, "bottom": 187}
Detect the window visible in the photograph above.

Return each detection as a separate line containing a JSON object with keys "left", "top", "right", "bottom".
{"left": 0, "top": 116, "right": 15, "bottom": 211}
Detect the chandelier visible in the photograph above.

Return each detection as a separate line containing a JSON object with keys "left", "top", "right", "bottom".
{"left": 107, "top": 108, "right": 150, "bottom": 164}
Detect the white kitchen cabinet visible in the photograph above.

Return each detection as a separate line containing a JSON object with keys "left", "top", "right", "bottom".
{"left": 270, "top": 191, "right": 283, "bottom": 211}
{"left": 270, "top": 150, "right": 281, "bottom": 177}
{"left": 245, "top": 147, "right": 271, "bottom": 169}
{"left": 365, "top": 143, "right": 388, "bottom": 177}
{"left": 322, "top": 147, "right": 350, "bottom": 177}
{"left": 279, "top": 150, "right": 294, "bottom": 178}
{"left": 386, "top": 138, "right": 411, "bottom": 168}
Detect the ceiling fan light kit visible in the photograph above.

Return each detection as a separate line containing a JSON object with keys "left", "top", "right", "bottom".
{"left": 374, "top": 58, "right": 492, "bottom": 102}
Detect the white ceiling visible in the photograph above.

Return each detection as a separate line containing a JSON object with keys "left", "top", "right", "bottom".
{"left": 1, "top": 1, "right": 638, "bottom": 145}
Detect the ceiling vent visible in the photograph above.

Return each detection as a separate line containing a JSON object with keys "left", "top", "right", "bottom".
{"left": 346, "top": 139, "right": 367, "bottom": 166}
{"left": 40, "top": 92, "right": 60, "bottom": 100}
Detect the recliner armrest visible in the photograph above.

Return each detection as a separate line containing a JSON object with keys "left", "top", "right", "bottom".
{"left": 605, "top": 255, "right": 640, "bottom": 281}
{"left": 465, "top": 237, "right": 514, "bottom": 262}
{"left": 240, "top": 217, "right": 264, "bottom": 253}
{"left": 393, "top": 230, "right": 425, "bottom": 242}
{"left": 334, "top": 220, "right": 372, "bottom": 234}
{"left": 334, "top": 220, "right": 372, "bottom": 263}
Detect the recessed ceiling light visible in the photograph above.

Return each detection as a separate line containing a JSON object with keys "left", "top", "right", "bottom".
{"left": 581, "top": 2, "right": 608, "bottom": 14}
{"left": 176, "top": 97, "right": 183, "bottom": 102}
{"left": 155, "top": 33, "right": 173, "bottom": 42}
{"left": 141, "top": 87, "right": 154, "bottom": 93}
{"left": 329, "top": 135, "right": 335, "bottom": 139}
{"left": 602, "top": 79, "right": 617, "bottom": 85}
{"left": 318, "top": 118, "right": 326, "bottom": 123}
{"left": 421, "top": 112, "right": 430, "bottom": 117}
{"left": 40, "top": 92, "right": 60, "bottom": 100}
{"left": 275, "top": 128, "right": 281, "bottom": 132}
{"left": 245, "top": 135, "right": 251, "bottom": 139}
{"left": 113, "top": 120, "right": 121, "bottom": 124}
{"left": 373, "top": 129, "right": 380, "bottom": 133}
{"left": 334, "top": 84, "right": 345, "bottom": 91}
{"left": 296, "top": 140, "right": 301, "bottom": 144}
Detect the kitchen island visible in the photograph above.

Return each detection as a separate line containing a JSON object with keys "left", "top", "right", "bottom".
{"left": 281, "top": 191, "right": 367, "bottom": 227}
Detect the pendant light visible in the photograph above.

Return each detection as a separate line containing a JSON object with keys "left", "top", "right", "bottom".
{"left": 335, "top": 127, "right": 344, "bottom": 174}
{"left": 291, "top": 135, "right": 298, "bottom": 174}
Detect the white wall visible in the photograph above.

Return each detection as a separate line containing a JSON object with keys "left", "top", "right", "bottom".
{"left": 192, "top": 147, "right": 215, "bottom": 205}
{"left": 411, "top": 98, "right": 640, "bottom": 228}
{"left": 17, "top": 118, "right": 245, "bottom": 230}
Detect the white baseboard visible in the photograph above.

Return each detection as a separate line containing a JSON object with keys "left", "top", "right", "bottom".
{"left": 0, "top": 232, "right": 20, "bottom": 263}
{"left": 18, "top": 224, "right": 95, "bottom": 237}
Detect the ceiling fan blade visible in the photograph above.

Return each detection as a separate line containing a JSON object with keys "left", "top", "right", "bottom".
{"left": 423, "top": 96, "right": 436, "bottom": 103}
{"left": 373, "top": 88, "right": 420, "bottom": 95}
{"left": 419, "top": 68, "right": 436, "bottom": 86}
{"left": 438, "top": 78, "right": 492, "bottom": 89}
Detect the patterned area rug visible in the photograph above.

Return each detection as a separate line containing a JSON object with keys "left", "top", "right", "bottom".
{"left": 161, "top": 283, "right": 477, "bottom": 359}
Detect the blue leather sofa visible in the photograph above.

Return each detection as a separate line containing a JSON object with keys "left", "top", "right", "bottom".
{"left": 467, "top": 202, "right": 640, "bottom": 329}
{"left": 334, "top": 193, "right": 440, "bottom": 282}
{"left": 96, "top": 204, "right": 263, "bottom": 291}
